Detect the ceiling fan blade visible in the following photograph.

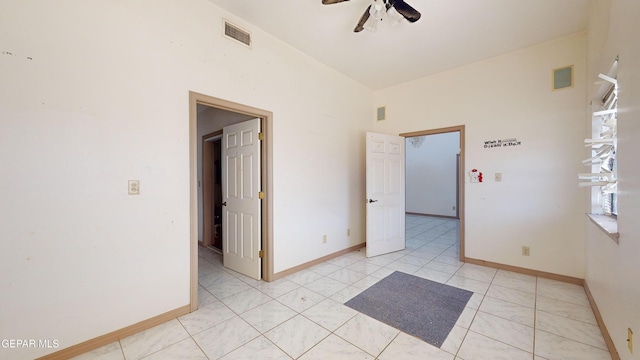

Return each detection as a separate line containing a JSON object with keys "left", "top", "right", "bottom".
{"left": 391, "top": 0, "right": 421, "bottom": 22}
{"left": 353, "top": 5, "right": 371, "bottom": 32}
{"left": 322, "top": 0, "right": 350, "bottom": 4}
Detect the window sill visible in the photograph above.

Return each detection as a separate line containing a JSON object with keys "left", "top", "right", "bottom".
{"left": 587, "top": 214, "right": 619, "bottom": 244}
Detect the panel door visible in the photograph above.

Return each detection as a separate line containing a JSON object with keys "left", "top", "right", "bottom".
{"left": 366, "top": 132, "right": 406, "bottom": 257}
{"left": 222, "top": 118, "right": 262, "bottom": 279}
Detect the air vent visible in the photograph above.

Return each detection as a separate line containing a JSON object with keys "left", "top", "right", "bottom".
{"left": 223, "top": 20, "right": 251, "bottom": 47}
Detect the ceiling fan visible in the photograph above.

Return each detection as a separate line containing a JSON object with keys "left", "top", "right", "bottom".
{"left": 322, "top": 0, "right": 421, "bottom": 32}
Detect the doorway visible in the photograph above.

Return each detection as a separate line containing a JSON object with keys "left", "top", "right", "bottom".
{"left": 400, "top": 125, "right": 466, "bottom": 262}
{"left": 189, "top": 92, "right": 275, "bottom": 312}
{"left": 202, "top": 132, "right": 222, "bottom": 251}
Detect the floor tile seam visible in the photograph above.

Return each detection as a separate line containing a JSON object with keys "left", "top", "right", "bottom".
{"left": 492, "top": 272, "right": 537, "bottom": 285}
{"left": 465, "top": 327, "right": 534, "bottom": 355}
{"left": 450, "top": 271, "right": 495, "bottom": 285}
{"left": 474, "top": 308, "right": 536, "bottom": 329}
{"left": 297, "top": 308, "right": 358, "bottom": 334}
{"left": 535, "top": 293, "right": 593, "bottom": 308}
{"left": 330, "top": 326, "right": 389, "bottom": 359}
{"left": 534, "top": 308, "right": 600, "bottom": 327}
{"left": 374, "top": 332, "right": 402, "bottom": 359}
{"left": 260, "top": 332, "right": 299, "bottom": 360}
{"left": 255, "top": 283, "right": 301, "bottom": 300}
{"left": 425, "top": 259, "right": 465, "bottom": 270}
{"left": 488, "top": 281, "right": 537, "bottom": 296}
{"left": 214, "top": 332, "right": 263, "bottom": 360}
{"left": 219, "top": 293, "right": 275, "bottom": 315}
{"left": 534, "top": 328, "right": 610, "bottom": 352}
{"left": 534, "top": 294, "right": 593, "bottom": 308}
{"left": 132, "top": 321, "right": 194, "bottom": 360}
{"left": 452, "top": 303, "right": 476, "bottom": 359}
{"left": 272, "top": 291, "right": 323, "bottom": 314}
{"left": 111, "top": 339, "right": 127, "bottom": 360}
{"left": 177, "top": 308, "right": 239, "bottom": 338}
{"left": 482, "top": 293, "right": 535, "bottom": 309}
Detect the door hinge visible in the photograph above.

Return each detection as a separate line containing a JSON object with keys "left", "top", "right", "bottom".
{"left": 259, "top": 250, "right": 264, "bottom": 258}
{"left": 258, "top": 132, "right": 264, "bottom": 141}
{"left": 258, "top": 191, "right": 265, "bottom": 199}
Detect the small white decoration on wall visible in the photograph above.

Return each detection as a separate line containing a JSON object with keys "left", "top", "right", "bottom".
{"left": 469, "top": 169, "right": 483, "bottom": 183}
{"left": 484, "top": 138, "right": 522, "bottom": 149}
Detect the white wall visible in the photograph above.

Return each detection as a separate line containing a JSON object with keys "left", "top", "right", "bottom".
{"left": 374, "top": 34, "right": 587, "bottom": 278}
{"left": 406, "top": 132, "right": 459, "bottom": 217}
{"left": 584, "top": 1, "right": 640, "bottom": 359}
{"left": 0, "top": 1, "right": 372, "bottom": 358}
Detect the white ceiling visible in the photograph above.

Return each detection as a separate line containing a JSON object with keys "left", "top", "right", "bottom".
{"left": 208, "top": 0, "right": 590, "bottom": 90}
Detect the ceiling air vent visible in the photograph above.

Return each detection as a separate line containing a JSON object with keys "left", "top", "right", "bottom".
{"left": 223, "top": 20, "right": 251, "bottom": 47}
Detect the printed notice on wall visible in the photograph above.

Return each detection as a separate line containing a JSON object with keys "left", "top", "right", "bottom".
{"left": 484, "top": 138, "right": 522, "bottom": 149}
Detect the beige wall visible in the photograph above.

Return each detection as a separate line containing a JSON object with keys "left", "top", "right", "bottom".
{"left": 0, "top": 1, "right": 372, "bottom": 358}
{"left": 584, "top": 1, "right": 640, "bottom": 359}
{"left": 374, "top": 34, "right": 588, "bottom": 278}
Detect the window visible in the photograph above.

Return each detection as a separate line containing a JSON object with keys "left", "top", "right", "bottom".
{"left": 580, "top": 58, "right": 618, "bottom": 217}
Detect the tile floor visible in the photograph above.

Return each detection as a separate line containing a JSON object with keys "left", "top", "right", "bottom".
{"left": 73, "top": 215, "right": 612, "bottom": 360}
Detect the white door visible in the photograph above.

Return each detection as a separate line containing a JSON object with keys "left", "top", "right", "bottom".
{"left": 222, "top": 118, "right": 262, "bottom": 280}
{"left": 366, "top": 132, "right": 406, "bottom": 257}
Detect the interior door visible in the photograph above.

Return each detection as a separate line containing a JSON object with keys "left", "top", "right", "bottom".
{"left": 222, "top": 118, "right": 262, "bottom": 279}
{"left": 366, "top": 132, "right": 406, "bottom": 257}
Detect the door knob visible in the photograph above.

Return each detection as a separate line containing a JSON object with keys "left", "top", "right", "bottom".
{"left": 368, "top": 199, "right": 378, "bottom": 203}
{"left": 222, "top": 201, "right": 227, "bottom": 206}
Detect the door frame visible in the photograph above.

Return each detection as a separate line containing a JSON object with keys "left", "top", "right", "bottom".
{"left": 189, "top": 92, "right": 274, "bottom": 312}
{"left": 400, "top": 125, "right": 466, "bottom": 262}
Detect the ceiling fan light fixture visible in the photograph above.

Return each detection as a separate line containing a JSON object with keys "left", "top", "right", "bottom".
{"left": 363, "top": 15, "right": 379, "bottom": 32}
{"left": 385, "top": 6, "right": 404, "bottom": 27}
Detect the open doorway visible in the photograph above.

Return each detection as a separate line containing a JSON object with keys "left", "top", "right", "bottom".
{"left": 189, "top": 92, "right": 275, "bottom": 312}
{"left": 202, "top": 132, "right": 222, "bottom": 251}
{"left": 401, "top": 125, "right": 466, "bottom": 262}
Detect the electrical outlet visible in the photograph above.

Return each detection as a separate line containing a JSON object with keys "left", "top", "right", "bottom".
{"left": 322, "top": 235, "right": 327, "bottom": 244}
{"left": 495, "top": 173, "right": 502, "bottom": 182}
{"left": 128, "top": 180, "right": 140, "bottom": 195}
{"left": 522, "top": 246, "right": 530, "bottom": 256}
{"left": 347, "top": 228, "right": 351, "bottom": 236}
{"left": 629, "top": 328, "right": 634, "bottom": 353}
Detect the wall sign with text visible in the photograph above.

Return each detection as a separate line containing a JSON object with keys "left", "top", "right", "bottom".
{"left": 484, "top": 138, "right": 522, "bottom": 149}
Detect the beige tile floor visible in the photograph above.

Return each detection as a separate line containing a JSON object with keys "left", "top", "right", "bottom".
{"left": 73, "top": 215, "right": 611, "bottom": 360}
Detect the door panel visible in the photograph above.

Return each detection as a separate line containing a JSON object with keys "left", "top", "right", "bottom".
{"left": 366, "top": 132, "right": 406, "bottom": 257}
{"left": 222, "top": 118, "right": 262, "bottom": 279}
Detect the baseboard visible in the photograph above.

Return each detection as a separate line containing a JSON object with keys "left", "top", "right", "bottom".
{"left": 464, "top": 257, "right": 584, "bottom": 285}
{"left": 36, "top": 305, "right": 191, "bottom": 360}
{"left": 406, "top": 212, "right": 458, "bottom": 220}
{"left": 272, "top": 243, "right": 366, "bottom": 280}
{"left": 584, "top": 281, "right": 620, "bottom": 360}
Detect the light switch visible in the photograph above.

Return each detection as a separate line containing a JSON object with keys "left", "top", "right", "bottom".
{"left": 495, "top": 173, "right": 502, "bottom": 182}
{"left": 128, "top": 180, "right": 140, "bottom": 195}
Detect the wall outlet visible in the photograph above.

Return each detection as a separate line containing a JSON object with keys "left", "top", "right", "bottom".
{"left": 322, "top": 235, "right": 327, "bottom": 244}
{"left": 495, "top": 173, "right": 502, "bottom": 182}
{"left": 522, "top": 246, "right": 530, "bottom": 256}
{"left": 347, "top": 228, "right": 351, "bottom": 236}
{"left": 128, "top": 180, "right": 140, "bottom": 195}
{"left": 629, "top": 328, "right": 634, "bottom": 353}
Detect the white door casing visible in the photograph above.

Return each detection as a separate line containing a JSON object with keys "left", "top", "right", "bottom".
{"left": 222, "top": 118, "right": 262, "bottom": 279}
{"left": 365, "top": 132, "right": 406, "bottom": 257}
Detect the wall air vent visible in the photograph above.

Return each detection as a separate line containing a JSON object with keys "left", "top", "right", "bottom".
{"left": 223, "top": 20, "right": 251, "bottom": 47}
